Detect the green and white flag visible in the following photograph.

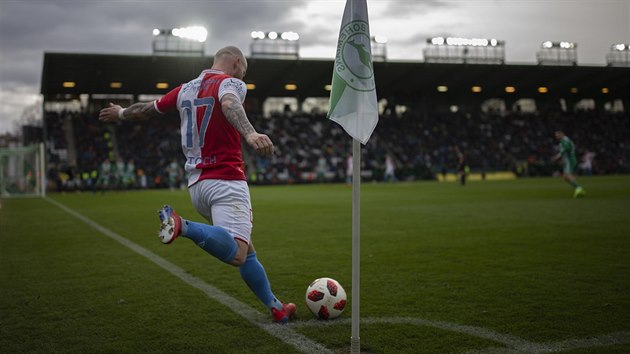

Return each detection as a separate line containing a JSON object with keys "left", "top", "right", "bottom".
{"left": 328, "top": 0, "right": 378, "bottom": 145}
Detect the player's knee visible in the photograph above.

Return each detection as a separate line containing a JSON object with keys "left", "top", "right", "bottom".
{"left": 230, "top": 252, "right": 247, "bottom": 267}
{"left": 229, "top": 242, "right": 249, "bottom": 267}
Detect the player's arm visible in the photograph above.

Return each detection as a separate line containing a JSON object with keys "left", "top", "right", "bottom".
{"left": 221, "top": 93, "right": 274, "bottom": 156}
{"left": 552, "top": 144, "right": 565, "bottom": 161}
{"left": 99, "top": 86, "right": 180, "bottom": 123}
{"left": 98, "top": 102, "right": 160, "bottom": 123}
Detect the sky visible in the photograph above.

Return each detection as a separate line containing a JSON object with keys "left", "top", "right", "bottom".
{"left": 0, "top": 0, "right": 628, "bottom": 134}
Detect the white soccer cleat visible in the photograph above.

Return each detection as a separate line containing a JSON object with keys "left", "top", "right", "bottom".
{"left": 157, "top": 205, "right": 181, "bottom": 244}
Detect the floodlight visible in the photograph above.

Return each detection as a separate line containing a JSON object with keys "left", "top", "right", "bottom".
{"left": 250, "top": 30, "right": 299, "bottom": 59}
{"left": 425, "top": 36, "right": 504, "bottom": 64}
{"left": 538, "top": 41, "right": 578, "bottom": 65}
{"left": 437, "top": 85, "right": 448, "bottom": 92}
{"left": 473, "top": 38, "right": 489, "bottom": 46}
{"left": 252, "top": 31, "right": 266, "bottom": 39}
{"left": 171, "top": 26, "right": 208, "bottom": 42}
{"left": 445, "top": 37, "right": 489, "bottom": 46}
{"left": 446, "top": 37, "right": 460, "bottom": 45}
{"left": 431, "top": 37, "right": 445, "bottom": 45}
{"left": 614, "top": 44, "right": 626, "bottom": 51}
{"left": 505, "top": 86, "right": 516, "bottom": 93}
{"left": 471, "top": 86, "right": 482, "bottom": 93}
{"left": 281, "top": 31, "right": 299, "bottom": 41}
{"left": 153, "top": 28, "right": 160, "bottom": 36}
{"left": 373, "top": 35, "right": 388, "bottom": 44}
{"left": 284, "top": 83, "right": 297, "bottom": 91}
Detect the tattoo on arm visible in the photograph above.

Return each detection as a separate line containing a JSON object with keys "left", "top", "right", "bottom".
{"left": 222, "top": 93, "right": 255, "bottom": 136}
{"left": 124, "top": 102, "right": 161, "bottom": 121}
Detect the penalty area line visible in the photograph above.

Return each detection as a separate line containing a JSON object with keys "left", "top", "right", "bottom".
{"left": 45, "top": 197, "right": 331, "bottom": 354}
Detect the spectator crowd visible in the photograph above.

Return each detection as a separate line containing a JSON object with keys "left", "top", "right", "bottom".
{"left": 44, "top": 106, "right": 629, "bottom": 191}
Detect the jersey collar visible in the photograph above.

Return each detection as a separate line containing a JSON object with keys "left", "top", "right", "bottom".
{"left": 201, "top": 69, "right": 225, "bottom": 76}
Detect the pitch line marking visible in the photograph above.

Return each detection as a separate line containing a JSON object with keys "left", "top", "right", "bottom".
{"left": 45, "top": 197, "right": 331, "bottom": 354}
{"left": 46, "top": 198, "right": 630, "bottom": 353}
{"left": 294, "top": 318, "right": 630, "bottom": 353}
{"left": 293, "top": 317, "right": 539, "bottom": 351}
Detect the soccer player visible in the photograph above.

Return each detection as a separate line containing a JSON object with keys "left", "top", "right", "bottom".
{"left": 553, "top": 130, "right": 586, "bottom": 198}
{"left": 166, "top": 159, "right": 181, "bottom": 191}
{"left": 383, "top": 154, "right": 396, "bottom": 182}
{"left": 98, "top": 46, "right": 296, "bottom": 323}
{"left": 454, "top": 145, "right": 466, "bottom": 186}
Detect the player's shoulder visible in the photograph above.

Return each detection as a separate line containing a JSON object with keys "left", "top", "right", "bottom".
{"left": 218, "top": 77, "right": 247, "bottom": 101}
{"left": 220, "top": 77, "right": 246, "bottom": 89}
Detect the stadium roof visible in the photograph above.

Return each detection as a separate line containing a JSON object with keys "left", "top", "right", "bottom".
{"left": 41, "top": 53, "right": 630, "bottom": 103}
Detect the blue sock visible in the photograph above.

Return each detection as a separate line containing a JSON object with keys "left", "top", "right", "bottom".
{"left": 181, "top": 220, "right": 238, "bottom": 264}
{"left": 571, "top": 181, "right": 579, "bottom": 188}
{"left": 239, "top": 253, "right": 283, "bottom": 311}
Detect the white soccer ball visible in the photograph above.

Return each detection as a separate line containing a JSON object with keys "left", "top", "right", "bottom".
{"left": 305, "top": 277, "right": 347, "bottom": 320}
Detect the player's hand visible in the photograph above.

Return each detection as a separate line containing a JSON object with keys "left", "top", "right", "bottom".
{"left": 99, "top": 102, "right": 123, "bottom": 123}
{"left": 245, "top": 132, "right": 274, "bottom": 157}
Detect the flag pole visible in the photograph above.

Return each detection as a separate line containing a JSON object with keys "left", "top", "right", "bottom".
{"left": 351, "top": 137, "right": 361, "bottom": 353}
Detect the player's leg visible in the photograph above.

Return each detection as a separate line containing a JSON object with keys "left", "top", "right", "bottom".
{"left": 211, "top": 180, "right": 295, "bottom": 322}
{"left": 562, "top": 162, "right": 585, "bottom": 197}
{"left": 157, "top": 180, "right": 239, "bottom": 263}
{"left": 179, "top": 216, "right": 239, "bottom": 263}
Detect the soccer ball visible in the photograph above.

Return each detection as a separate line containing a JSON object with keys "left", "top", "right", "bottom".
{"left": 305, "top": 277, "right": 347, "bottom": 320}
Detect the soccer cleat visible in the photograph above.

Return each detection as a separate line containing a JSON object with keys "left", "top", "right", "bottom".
{"left": 574, "top": 186, "right": 586, "bottom": 198}
{"left": 271, "top": 302, "right": 296, "bottom": 324}
{"left": 158, "top": 205, "right": 181, "bottom": 244}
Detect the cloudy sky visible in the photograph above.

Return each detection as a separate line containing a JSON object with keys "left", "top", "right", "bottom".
{"left": 0, "top": 0, "right": 628, "bottom": 134}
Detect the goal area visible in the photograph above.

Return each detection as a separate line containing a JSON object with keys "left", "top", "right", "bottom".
{"left": 0, "top": 143, "right": 45, "bottom": 197}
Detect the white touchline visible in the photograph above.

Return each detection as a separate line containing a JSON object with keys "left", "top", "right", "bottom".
{"left": 293, "top": 318, "right": 630, "bottom": 353}
{"left": 45, "top": 197, "right": 331, "bottom": 354}
{"left": 47, "top": 197, "right": 630, "bottom": 353}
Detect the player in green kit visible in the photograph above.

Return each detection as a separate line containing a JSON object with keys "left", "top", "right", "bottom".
{"left": 553, "top": 130, "right": 586, "bottom": 198}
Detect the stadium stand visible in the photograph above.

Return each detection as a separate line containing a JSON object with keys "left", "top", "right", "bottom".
{"left": 40, "top": 53, "right": 630, "bottom": 190}
{"left": 42, "top": 107, "right": 629, "bottom": 191}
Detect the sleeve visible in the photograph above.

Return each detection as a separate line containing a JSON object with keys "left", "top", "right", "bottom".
{"left": 218, "top": 78, "right": 247, "bottom": 103}
{"left": 154, "top": 85, "right": 182, "bottom": 114}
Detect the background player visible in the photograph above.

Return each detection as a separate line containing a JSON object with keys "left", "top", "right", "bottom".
{"left": 454, "top": 145, "right": 467, "bottom": 186}
{"left": 98, "top": 46, "right": 296, "bottom": 323}
{"left": 553, "top": 130, "right": 586, "bottom": 198}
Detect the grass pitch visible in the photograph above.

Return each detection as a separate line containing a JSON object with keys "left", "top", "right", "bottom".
{"left": 1, "top": 176, "right": 629, "bottom": 353}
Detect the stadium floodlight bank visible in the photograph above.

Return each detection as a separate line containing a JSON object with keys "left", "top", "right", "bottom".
{"left": 607, "top": 44, "right": 630, "bottom": 67}
{"left": 537, "top": 41, "right": 578, "bottom": 66}
{"left": 250, "top": 31, "right": 300, "bottom": 59}
{"left": 152, "top": 27, "right": 207, "bottom": 57}
{"left": 371, "top": 36, "right": 387, "bottom": 62}
{"left": 0, "top": 143, "right": 46, "bottom": 198}
{"left": 424, "top": 37, "right": 505, "bottom": 65}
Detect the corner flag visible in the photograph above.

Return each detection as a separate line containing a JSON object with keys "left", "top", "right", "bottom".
{"left": 328, "top": 1, "right": 378, "bottom": 353}
{"left": 328, "top": 0, "right": 378, "bottom": 144}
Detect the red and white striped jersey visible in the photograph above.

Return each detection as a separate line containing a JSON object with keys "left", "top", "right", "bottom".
{"left": 154, "top": 69, "right": 248, "bottom": 186}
